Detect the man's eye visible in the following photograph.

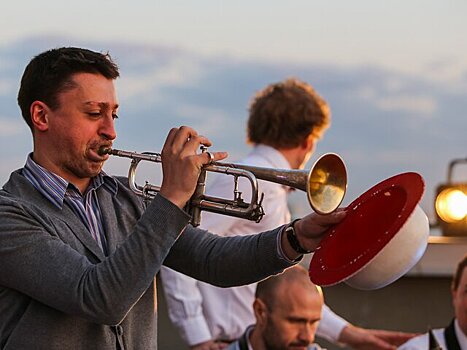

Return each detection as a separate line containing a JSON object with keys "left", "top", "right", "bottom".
{"left": 88, "top": 112, "right": 101, "bottom": 117}
{"left": 112, "top": 114, "right": 119, "bottom": 120}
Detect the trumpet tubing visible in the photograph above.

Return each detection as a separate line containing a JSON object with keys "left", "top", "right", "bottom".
{"left": 100, "top": 147, "right": 347, "bottom": 226}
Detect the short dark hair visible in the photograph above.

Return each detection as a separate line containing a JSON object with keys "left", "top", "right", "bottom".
{"left": 17, "top": 47, "right": 120, "bottom": 131}
{"left": 247, "top": 78, "right": 330, "bottom": 149}
{"left": 452, "top": 254, "right": 467, "bottom": 291}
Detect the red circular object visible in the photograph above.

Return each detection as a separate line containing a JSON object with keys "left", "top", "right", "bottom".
{"left": 309, "top": 172, "right": 425, "bottom": 286}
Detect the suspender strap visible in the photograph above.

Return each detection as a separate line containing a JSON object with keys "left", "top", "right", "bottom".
{"left": 238, "top": 330, "right": 249, "bottom": 350}
{"left": 444, "top": 319, "right": 461, "bottom": 350}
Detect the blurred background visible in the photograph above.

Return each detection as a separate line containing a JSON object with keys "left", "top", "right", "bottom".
{"left": 1, "top": 1, "right": 466, "bottom": 348}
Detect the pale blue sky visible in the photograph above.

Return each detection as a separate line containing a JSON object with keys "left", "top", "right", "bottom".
{"left": 2, "top": 1, "right": 466, "bottom": 74}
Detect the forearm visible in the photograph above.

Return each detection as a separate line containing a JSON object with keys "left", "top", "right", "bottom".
{"left": 164, "top": 225, "right": 295, "bottom": 287}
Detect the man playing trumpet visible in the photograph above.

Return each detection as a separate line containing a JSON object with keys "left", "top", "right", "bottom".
{"left": 0, "top": 47, "right": 344, "bottom": 350}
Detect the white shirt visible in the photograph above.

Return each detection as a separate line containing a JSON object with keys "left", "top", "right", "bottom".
{"left": 160, "top": 145, "right": 348, "bottom": 346}
{"left": 397, "top": 319, "right": 467, "bottom": 350}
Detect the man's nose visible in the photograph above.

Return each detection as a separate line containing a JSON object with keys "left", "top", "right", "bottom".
{"left": 298, "top": 324, "right": 315, "bottom": 344}
{"left": 100, "top": 115, "right": 117, "bottom": 140}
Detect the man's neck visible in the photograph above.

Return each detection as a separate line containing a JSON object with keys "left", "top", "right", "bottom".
{"left": 248, "top": 327, "right": 266, "bottom": 350}
{"left": 31, "top": 152, "right": 91, "bottom": 194}
{"left": 277, "top": 147, "right": 303, "bottom": 170}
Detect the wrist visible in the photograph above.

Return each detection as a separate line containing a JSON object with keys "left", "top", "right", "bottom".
{"left": 159, "top": 189, "right": 188, "bottom": 209}
{"left": 285, "top": 219, "right": 311, "bottom": 255}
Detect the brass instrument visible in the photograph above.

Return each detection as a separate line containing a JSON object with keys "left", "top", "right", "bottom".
{"left": 100, "top": 147, "right": 347, "bottom": 227}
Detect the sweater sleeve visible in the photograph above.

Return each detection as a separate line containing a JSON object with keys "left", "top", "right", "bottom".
{"left": 163, "top": 224, "right": 295, "bottom": 288}
{"left": 0, "top": 193, "right": 189, "bottom": 325}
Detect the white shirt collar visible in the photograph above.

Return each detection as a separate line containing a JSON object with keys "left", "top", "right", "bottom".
{"left": 249, "top": 144, "right": 291, "bottom": 170}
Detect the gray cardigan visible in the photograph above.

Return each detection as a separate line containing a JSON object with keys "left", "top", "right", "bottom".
{"left": 0, "top": 170, "right": 293, "bottom": 349}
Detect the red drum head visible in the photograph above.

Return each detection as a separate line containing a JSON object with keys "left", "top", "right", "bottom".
{"left": 309, "top": 172, "right": 429, "bottom": 290}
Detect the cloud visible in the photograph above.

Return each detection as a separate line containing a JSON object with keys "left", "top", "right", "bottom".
{"left": 173, "top": 104, "right": 232, "bottom": 136}
{"left": 0, "top": 57, "right": 16, "bottom": 74}
{"left": 0, "top": 78, "right": 16, "bottom": 96}
{"left": 117, "top": 56, "right": 203, "bottom": 103}
{"left": 374, "top": 95, "right": 437, "bottom": 115}
{"left": 353, "top": 78, "right": 437, "bottom": 116}
{"left": 422, "top": 58, "right": 467, "bottom": 89}
{"left": 0, "top": 117, "right": 25, "bottom": 136}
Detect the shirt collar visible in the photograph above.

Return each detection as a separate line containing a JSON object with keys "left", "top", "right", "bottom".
{"left": 454, "top": 318, "right": 467, "bottom": 348}
{"left": 23, "top": 153, "right": 118, "bottom": 209}
{"left": 249, "top": 144, "right": 291, "bottom": 170}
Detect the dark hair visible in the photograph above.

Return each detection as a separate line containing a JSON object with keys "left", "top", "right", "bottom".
{"left": 247, "top": 78, "right": 330, "bottom": 149}
{"left": 17, "top": 47, "right": 120, "bottom": 131}
{"left": 452, "top": 254, "right": 467, "bottom": 291}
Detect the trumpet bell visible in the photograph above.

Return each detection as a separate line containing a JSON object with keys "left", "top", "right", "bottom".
{"left": 307, "top": 153, "right": 347, "bottom": 214}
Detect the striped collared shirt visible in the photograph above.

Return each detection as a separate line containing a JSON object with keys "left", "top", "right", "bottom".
{"left": 22, "top": 154, "right": 117, "bottom": 255}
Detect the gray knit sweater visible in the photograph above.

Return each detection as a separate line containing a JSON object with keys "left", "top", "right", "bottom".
{"left": 0, "top": 170, "right": 293, "bottom": 349}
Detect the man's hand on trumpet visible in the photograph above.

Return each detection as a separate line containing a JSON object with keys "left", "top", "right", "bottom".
{"left": 281, "top": 209, "right": 347, "bottom": 260}
{"left": 159, "top": 126, "right": 228, "bottom": 209}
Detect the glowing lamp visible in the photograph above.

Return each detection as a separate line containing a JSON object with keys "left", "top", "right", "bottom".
{"left": 434, "top": 158, "right": 467, "bottom": 236}
{"left": 435, "top": 187, "right": 467, "bottom": 223}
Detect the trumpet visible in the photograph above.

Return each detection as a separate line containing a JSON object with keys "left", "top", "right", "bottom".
{"left": 99, "top": 147, "right": 347, "bottom": 227}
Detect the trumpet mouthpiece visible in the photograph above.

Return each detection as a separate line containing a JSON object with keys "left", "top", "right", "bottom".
{"left": 98, "top": 146, "right": 112, "bottom": 156}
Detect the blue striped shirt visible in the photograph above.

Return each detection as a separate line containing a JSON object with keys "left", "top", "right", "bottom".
{"left": 22, "top": 154, "right": 117, "bottom": 255}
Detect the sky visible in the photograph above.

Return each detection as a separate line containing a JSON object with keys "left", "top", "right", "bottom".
{"left": 1, "top": 1, "right": 466, "bottom": 230}
{"left": 2, "top": 1, "right": 467, "bottom": 71}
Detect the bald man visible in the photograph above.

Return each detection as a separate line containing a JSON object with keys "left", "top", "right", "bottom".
{"left": 227, "top": 265, "right": 324, "bottom": 350}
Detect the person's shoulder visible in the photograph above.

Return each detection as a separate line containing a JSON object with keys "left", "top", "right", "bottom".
{"left": 397, "top": 332, "right": 430, "bottom": 349}
{"left": 1, "top": 169, "right": 29, "bottom": 197}
{"left": 243, "top": 152, "right": 274, "bottom": 168}
{"left": 399, "top": 327, "right": 447, "bottom": 349}
{"left": 0, "top": 190, "right": 22, "bottom": 211}
{"left": 112, "top": 175, "right": 130, "bottom": 188}
{"left": 101, "top": 175, "right": 147, "bottom": 215}
{"left": 0, "top": 171, "right": 35, "bottom": 208}
{"left": 111, "top": 175, "right": 140, "bottom": 200}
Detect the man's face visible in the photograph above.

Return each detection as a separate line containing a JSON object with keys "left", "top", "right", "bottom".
{"left": 452, "top": 266, "right": 467, "bottom": 336}
{"left": 39, "top": 73, "right": 118, "bottom": 185}
{"left": 260, "top": 283, "right": 322, "bottom": 350}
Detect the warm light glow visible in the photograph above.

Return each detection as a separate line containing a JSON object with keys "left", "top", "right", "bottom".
{"left": 435, "top": 188, "right": 467, "bottom": 223}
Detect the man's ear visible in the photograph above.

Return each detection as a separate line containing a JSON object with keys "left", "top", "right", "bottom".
{"left": 30, "top": 101, "right": 50, "bottom": 132}
{"left": 253, "top": 298, "right": 268, "bottom": 325}
{"left": 302, "top": 134, "right": 316, "bottom": 152}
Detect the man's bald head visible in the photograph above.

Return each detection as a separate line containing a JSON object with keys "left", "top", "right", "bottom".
{"left": 255, "top": 265, "right": 323, "bottom": 309}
